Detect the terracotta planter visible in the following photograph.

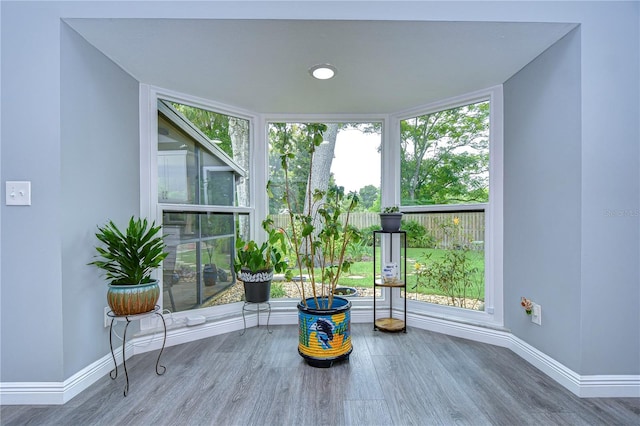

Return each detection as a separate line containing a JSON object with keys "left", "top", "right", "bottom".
{"left": 107, "top": 280, "right": 160, "bottom": 316}
{"left": 297, "top": 296, "right": 352, "bottom": 368}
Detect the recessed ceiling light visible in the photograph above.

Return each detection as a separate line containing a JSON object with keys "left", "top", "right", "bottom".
{"left": 309, "top": 64, "right": 337, "bottom": 80}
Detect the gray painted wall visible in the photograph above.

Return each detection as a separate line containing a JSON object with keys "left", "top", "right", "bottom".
{"left": 1, "top": 1, "right": 638, "bottom": 384}
{"left": 0, "top": 3, "right": 140, "bottom": 382}
{"left": 60, "top": 23, "right": 140, "bottom": 378}
{"left": 504, "top": 5, "right": 640, "bottom": 375}
{"left": 504, "top": 29, "right": 583, "bottom": 370}
{"left": 1, "top": 2, "right": 66, "bottom": 382}
{"left": 577, "top": 3, "right": 639, "bottom": 375}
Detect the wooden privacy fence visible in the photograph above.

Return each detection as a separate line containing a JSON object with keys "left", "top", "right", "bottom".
{"left": 269, "top": 212, "right": 380, "bottom": 230}
{"left": 268, "top": 211, "right": 485, "bottom": 249}
{"left": 403, "top": 212, "right": 485, "bottom": 249}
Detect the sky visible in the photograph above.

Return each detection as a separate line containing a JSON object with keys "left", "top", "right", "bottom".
{"left": 331, "top": 128, "right": 381, "bottom": 193}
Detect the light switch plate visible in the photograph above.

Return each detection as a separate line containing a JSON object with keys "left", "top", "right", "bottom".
{"left": 6, "top": 181, "right": 31, "bottom": 206}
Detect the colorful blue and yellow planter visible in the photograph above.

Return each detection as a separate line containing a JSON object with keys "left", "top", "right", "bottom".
{"left": 298, "top": 296, "right": 352, "bottom": 367}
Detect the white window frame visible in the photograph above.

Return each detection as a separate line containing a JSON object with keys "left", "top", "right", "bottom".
{"left": 390, "top": 85, "right": 504, "bottom": 327}
{"left": 261, "top": 114, "right": 388, "bottom": 311}
{"left": 139, "top": 84, "right": 259, "bottom": 325}
{"left": 139, "top": 84, "right": 502, "bottom": 329}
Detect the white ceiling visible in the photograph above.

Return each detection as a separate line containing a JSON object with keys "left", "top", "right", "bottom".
{"left": 66, "top": 19, "right": 575, "bottom": 114}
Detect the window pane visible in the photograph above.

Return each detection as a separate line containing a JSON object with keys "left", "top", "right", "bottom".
{"left": 158, "top": 102, "right": 250, "bottom": 207}
{"left": 158, "top": 100, "right": 254, "bottom": 312}
{"left": 162, "top": 211, "right": 242, "bottom": 312}
{"left": 402, "top": 211, "right": 485, "bottom": 310}
{"left": 267, "top": 122, "right": 382, "bottom": 299}
{"left": 400, "top": 101, "right": 489, "bottom": 206}
{"left": 158, "top": 116, "right": 195, "bottom": 203}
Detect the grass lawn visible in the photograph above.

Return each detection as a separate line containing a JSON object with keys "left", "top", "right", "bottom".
{"left": 175, "top": 245, "right": 232, "bottom": 269}
{"left": 175, "top": 244, "right": 485, "bottom": 302}
{"left": 337, "top": 247, "right": 485, "bottom": 300}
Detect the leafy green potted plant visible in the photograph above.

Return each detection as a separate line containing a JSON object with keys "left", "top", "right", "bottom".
{"left": 234, "top": 219, "right": 289, "bottom": 303}
{"left": 380, "top": 205, "right": 403, "bottom": 232}
{"left": 268, "top": 123, "right": 361, "bottom": 367}
{"left": 89, "top": 217, "right": 168, "bottom": 316}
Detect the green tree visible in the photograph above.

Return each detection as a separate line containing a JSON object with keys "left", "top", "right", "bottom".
{"left": 358, "top": 185, "right": 379, "bottom": 211}
{"left": 401, "top": 101, "right": 489, "bottom": 205}
{"left": 172, "top": 103, "right": 234, "bottom": 157}
{"left": 268, "top": 123, "right": 311, "bottom": 214}
{"left": 269, "top": 122, "right": 380, "bottom": 214}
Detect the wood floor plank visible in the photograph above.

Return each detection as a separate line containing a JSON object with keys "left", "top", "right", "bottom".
{"left": 370, "top": 353, "right": 450, "bottom": 425}
{"left": 343, "top": 399, "right": 394, "bottom": 426}
{"left": 404, "top": 344, "right": 494, "bottom": 424}
{"left": 1, "top": 324, "right": 638, "bottom": 426}
{"left": 449, "top": 337, "right": 570, "bottom": 414}
{"left": 342, "top": 367, "right": 385, "bottom": 400}
{"left": 423, "top": 332, "right": 537, "bottom": 423}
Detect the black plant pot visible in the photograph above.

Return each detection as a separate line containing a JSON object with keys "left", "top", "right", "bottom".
{"left": 380, "top": 213, "right": 403, "bottom": 232}
{"left": 203, "top": 264, "right": 217, "bottom": 287}
{"left": 243, "top": 280, "right": 272, "bottom": 303}
{"left": 239, "top": 268, "right": 274, "bottom": 303}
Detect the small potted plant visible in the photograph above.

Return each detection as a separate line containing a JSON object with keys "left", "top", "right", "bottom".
{"left": 89, "top": 216, "right": 168, "bottom": 316}
{"left": 234, "top": 219, "right": 289, "bottom": 303}
{"left": 380, "top": 205, "right": 403, "bottom": 232}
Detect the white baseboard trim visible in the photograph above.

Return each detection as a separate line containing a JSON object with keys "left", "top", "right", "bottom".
{"left": 509, "top": 335, "right": 640, "bottom": 398}
{"left": 0, "top": 349, "right": 121, "bottom": 405}
{"left": 408, "top": 310, "right": 640, "bottom": 398}
{"left": 0, "top": 382, "right": 65, "bottom": 406}
{"left": 141, "top": 306, "right": 371, "bottom": 350}
{"left": 407, "top": 310, "right": 512, "bottom": 347}
{"left": 2, "top": 308, "right": 638, "bottom": 404}
{"left": 577, "top": 375, "right": 640, "bottom": 398}
{"left": 509, "top": 334, "right": 583, "bottom": 396}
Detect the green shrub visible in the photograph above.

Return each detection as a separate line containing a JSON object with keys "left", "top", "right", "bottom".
{"left": 414, "top": 248, "right": 483, "bottom": 309}
{"left": 345, "top": 239, "right": 371, "bottom": 262}
{"left": 270, "top": 282, "right": 287, "bottom": 298}
{"left": 401, "top": 219, "right": 436, "bottom": 248}
{"left": 360, "top": 224, "right": 382, "bottom": 246}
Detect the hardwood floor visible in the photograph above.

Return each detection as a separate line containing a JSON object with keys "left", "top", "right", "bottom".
{"left": 2, "top": 324, "right": 639, "bottom": 425}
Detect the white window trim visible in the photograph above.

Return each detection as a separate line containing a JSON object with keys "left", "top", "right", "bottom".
{"left": 140, "top": 84, "right": 503, "bottom": 329}
{"left": 260, "top": 114, "right": 389, "bottom": 310}
{"left": 139, "top": 84, "right": 260, "bottom": 327}
{"left": 390, "top": 85, "right": 504, "bottom": 327}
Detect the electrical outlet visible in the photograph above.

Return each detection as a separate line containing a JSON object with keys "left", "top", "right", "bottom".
{"left": 531, "top": 303, "right": 542, "bottom": 325}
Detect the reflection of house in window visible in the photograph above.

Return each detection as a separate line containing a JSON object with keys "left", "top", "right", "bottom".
{"left": 203, "top": 166, "right": 235, "bottom": 206}
{"left": 158, "top": 149, "right": 188, "bottom": 203}
{"left": 157, "top": 102, "right": 245, "bottom": 206}
{"left": 157, "top": 101, "right": 248, "bottom": 312}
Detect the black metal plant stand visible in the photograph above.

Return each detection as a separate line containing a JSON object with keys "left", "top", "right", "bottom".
{"left": 240, "top": 301, "right": 272, "bottom": 335}
{"left": 108, "top": 305, "right": 167, "bottom": 396}
{"left": 373, "top": 230, "right": 407, "bottom": 333}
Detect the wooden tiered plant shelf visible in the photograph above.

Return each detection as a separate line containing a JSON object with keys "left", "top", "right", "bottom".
{"left": 374, "top": 317, "right": 406, "bottom": 332}
{"left": 373, "top": 230, "right": 407, "bottom": 333}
